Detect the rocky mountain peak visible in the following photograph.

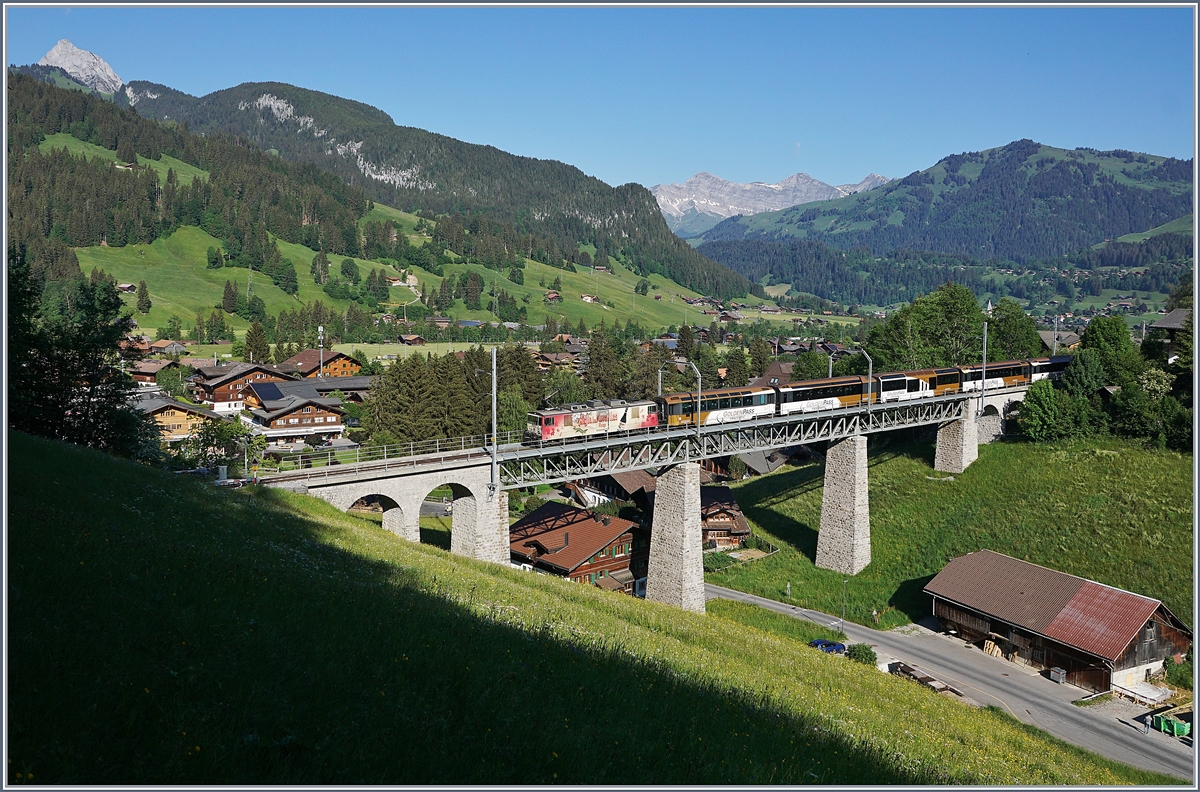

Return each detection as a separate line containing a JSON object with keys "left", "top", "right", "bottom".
{"left": 37, "top": 39, "right": 123, "bottom": 94}
{"left": 650, "top": 170, "right": 890, "bottom": 237}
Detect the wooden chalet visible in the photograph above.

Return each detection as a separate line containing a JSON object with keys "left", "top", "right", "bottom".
{"left": 699, "top": 486, "right": 751, "bottom": 549}
{"left": 150, "top": 339, "right": 188, "bottom": 356}
{"left": 1150, "top": 308, "right": 1193, "bottom": 359}
{"left": 188, "top": 363, "right": 296, "bottom": 413}
{"left": 281, "top": 349, "right": 362, "bottom": 378}
{"left": 241, "top": 381, "right": 345, "bottom": 447}
{"left": 130, "top": 359, "right": 177, "bottom": 387}
{"left": 121, "top": 335, "right": 152, "bottom": 354}
{"left": 532, "top": 352, "right": 578, "bottom": 372}
{"left": 510, "top": 502, "right": 650, "bottom": 596}
{"left": 400, "top": 334, "right": 426, "bottom": 346}
{"left": 1038, "top": 330, "right": 1081, "bottom": 354}
{"left": 133, "top": 396, "right": 225, "bottom": 443}
{"left": 926, "top": 550, "right": 1192, "bottom": 694}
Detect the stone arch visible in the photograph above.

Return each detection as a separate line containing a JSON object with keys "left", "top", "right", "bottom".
{"left": 302, "top": 462, "right": 509, "bottom": 564}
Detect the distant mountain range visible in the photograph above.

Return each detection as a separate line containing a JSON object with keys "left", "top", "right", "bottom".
{"left": 697, "top": 139, "right": 1193, "bottom": 263}
{"left": 651, "top": 171, "right": 890, "bottom": 238}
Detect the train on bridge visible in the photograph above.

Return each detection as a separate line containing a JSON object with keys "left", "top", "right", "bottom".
{"left": 526, "top": 356, "right": 1071, "bottom": 442}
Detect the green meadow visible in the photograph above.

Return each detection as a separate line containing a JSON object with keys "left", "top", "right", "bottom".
{"left": 7, "top": 431, "right": 1176, "bottom": 785}
{"left": 76, "top": 227, "right": 413, "bottom": 336}
{"left": 40, "top": 131, "right": 209, "bottom": 185}
{"left": 708, "top": 435, "right": 1194, "bottom": 630}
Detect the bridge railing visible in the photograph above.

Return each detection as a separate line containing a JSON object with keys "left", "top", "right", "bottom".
{"left": 258, "top": 430, "right": 525, "bottom": 474}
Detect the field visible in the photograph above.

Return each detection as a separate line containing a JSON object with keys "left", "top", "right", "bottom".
{"left": 707, "top": 435, "right": 1194, "bottom": 629}
{"left": 1111, "top": 213, "right": 1193, "bottom": 244}
{"left": 75, "top": 227, "right": 418, "bottom": 336}
{"left": 7, "top": 431, "right": 1177, "bottom": 785}
{"left": 40, "top": 132, "right": 209, "bottom": 185}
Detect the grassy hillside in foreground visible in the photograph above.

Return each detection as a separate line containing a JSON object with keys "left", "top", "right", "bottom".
{"left": 708, "top": 436, "right": 1194, "bottom": 630}
{"left": 7, "top": 432, "right": 1176, "bottom": 785}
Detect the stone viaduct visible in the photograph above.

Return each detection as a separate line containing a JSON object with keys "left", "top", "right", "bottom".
{"left": 271, "top": 389, "right": 1026, "bottom": 615}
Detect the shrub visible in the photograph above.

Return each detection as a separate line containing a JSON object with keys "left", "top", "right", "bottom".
{"left": 523, "top": 495, "right": 546, "bottom": 513}
{"left": 1163, "top": 648, "right": 1193, "bottom": 691}
{"left": 846, "top": 643, "right": 877, "bottom": 666}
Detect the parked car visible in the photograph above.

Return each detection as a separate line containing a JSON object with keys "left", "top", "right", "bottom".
{"left": 808, "top": 639, "right": 846, "bottom": 654}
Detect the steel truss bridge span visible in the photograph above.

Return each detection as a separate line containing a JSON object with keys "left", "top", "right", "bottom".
{"left": 262, "top": 389, "right": 1006, "bottom": 490}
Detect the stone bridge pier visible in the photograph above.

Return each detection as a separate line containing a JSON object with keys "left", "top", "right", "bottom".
{"left": 814, "top": 391, "right": 1027, "bottom": 575}
{"left": 287, "top": 462, "right": 509, "bottom": 565}
{"left": 646, "top": 463, "right": 706, "bottom": 614}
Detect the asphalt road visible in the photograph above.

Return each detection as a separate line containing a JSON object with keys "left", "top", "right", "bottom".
{"left": 419, "top": 500, "right": 451, "bottom": 517}
{"left": 706, "top": 583, "right": 1195, "bottom": 782}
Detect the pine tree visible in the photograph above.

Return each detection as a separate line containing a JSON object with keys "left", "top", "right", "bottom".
{"left": 583, "top": 331, "right": 623, "bottom": 399}
{"left": 723, "top": 346, "right": 749, "bottom": 387}
{"left": 749, "top": 336, "right": 772, "bottom": 377}
{"left": 678, "top": 325, "right": 696, "bottom": 360}
{"left": 136, "top": 280, "right": 151, "bottom": 314}
{"left": 222, "top": 280, "right": 238, "bottom": 314}
{"left": 192, "top": 309, "right": 207, "bottom": 343}
{"left": 244, "top": 320, "right": 270, "bottom": 364}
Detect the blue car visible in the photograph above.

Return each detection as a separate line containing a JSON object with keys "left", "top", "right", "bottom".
{"left": 808, "top": 639, "right": 847, "bottom": 654}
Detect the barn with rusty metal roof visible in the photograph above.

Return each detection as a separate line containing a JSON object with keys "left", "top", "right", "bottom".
{"left": 925, "top": 550, "right": 1191, "bottom": 694}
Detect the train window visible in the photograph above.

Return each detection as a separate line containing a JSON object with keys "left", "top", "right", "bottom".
{"left": 937, "top": 374, "right": 958, "bottom": 386}
{"left": 543, "top": 417, "right": 553, "bottom": 426}
{"left": 669, "top": 403, "right": 683, "bottom": 416}
{"left": 719, "top": 398, "right": 730, "bottom": 410}
{"left": 742, "top": 395, "right": 753, "bottom": 407}
{"left": 882, "top": 379, "right": 906, "bottom": 391}
{"left": 907, "top": 379, "right": 922, "bottom": 392}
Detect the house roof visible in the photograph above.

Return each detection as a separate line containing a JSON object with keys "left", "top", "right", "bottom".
{"left": 750, "top": 361, "right": 795, "bottom": 387}
{"left": 192, "top": 363, "right": 297, "bottom": 388}
{"left": 132, "top": 359, "right": 177, "bottom": 375}
{"left": 134, "top": 396, "right": 223, "bottom": 421}
{"left": 283, "top": 349, "right": 355, "bottom": 375}
{"left": 924, "top": 549, "right": 1185, "bottom": 662}
{"left": 246, "top": 381, "right": 344, "bottom": 414}
{"left": 509, "top": 502, "right": 637, "bottom": 574}
{"left": 1151, "top": 308, "right": 1191, "bottom": 331}
{"left": 606, "top": 469, "right": 658, "bottom": 498}
{"left": 1037, "top": 330, "right": 1081, "bottom": 350}
{"left": 150, "top": 339, "right": 185, "bottom": 349}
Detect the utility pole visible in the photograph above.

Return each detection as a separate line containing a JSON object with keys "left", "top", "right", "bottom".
{"left": 490, "top": 346, "right": 498, "bottom": 495}
{"left": 980, "top": 321, "right": 988, "bottom": 415}
{"left": 861, "top": 349, "right": 873, "bottom": 426}
{"left": 318, "top": 325, "right": 325, "bottom": 378}
{"left": 1052, "top": 315, "right": 1059, "bottom": 356}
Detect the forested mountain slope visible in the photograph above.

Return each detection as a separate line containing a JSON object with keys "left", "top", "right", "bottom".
{"left": 699, "top": 232, "right": 1193, "bottom": 310}
{"left": 116, "top": 79, "right": 759, "bottom": 299}
{"left": 700, "top": 139, "right": 1192, "bottom": 263}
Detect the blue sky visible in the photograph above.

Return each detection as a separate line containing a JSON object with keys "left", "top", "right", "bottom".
{"left": 5, "top": 6, "right": 1195, "bottom": 188}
